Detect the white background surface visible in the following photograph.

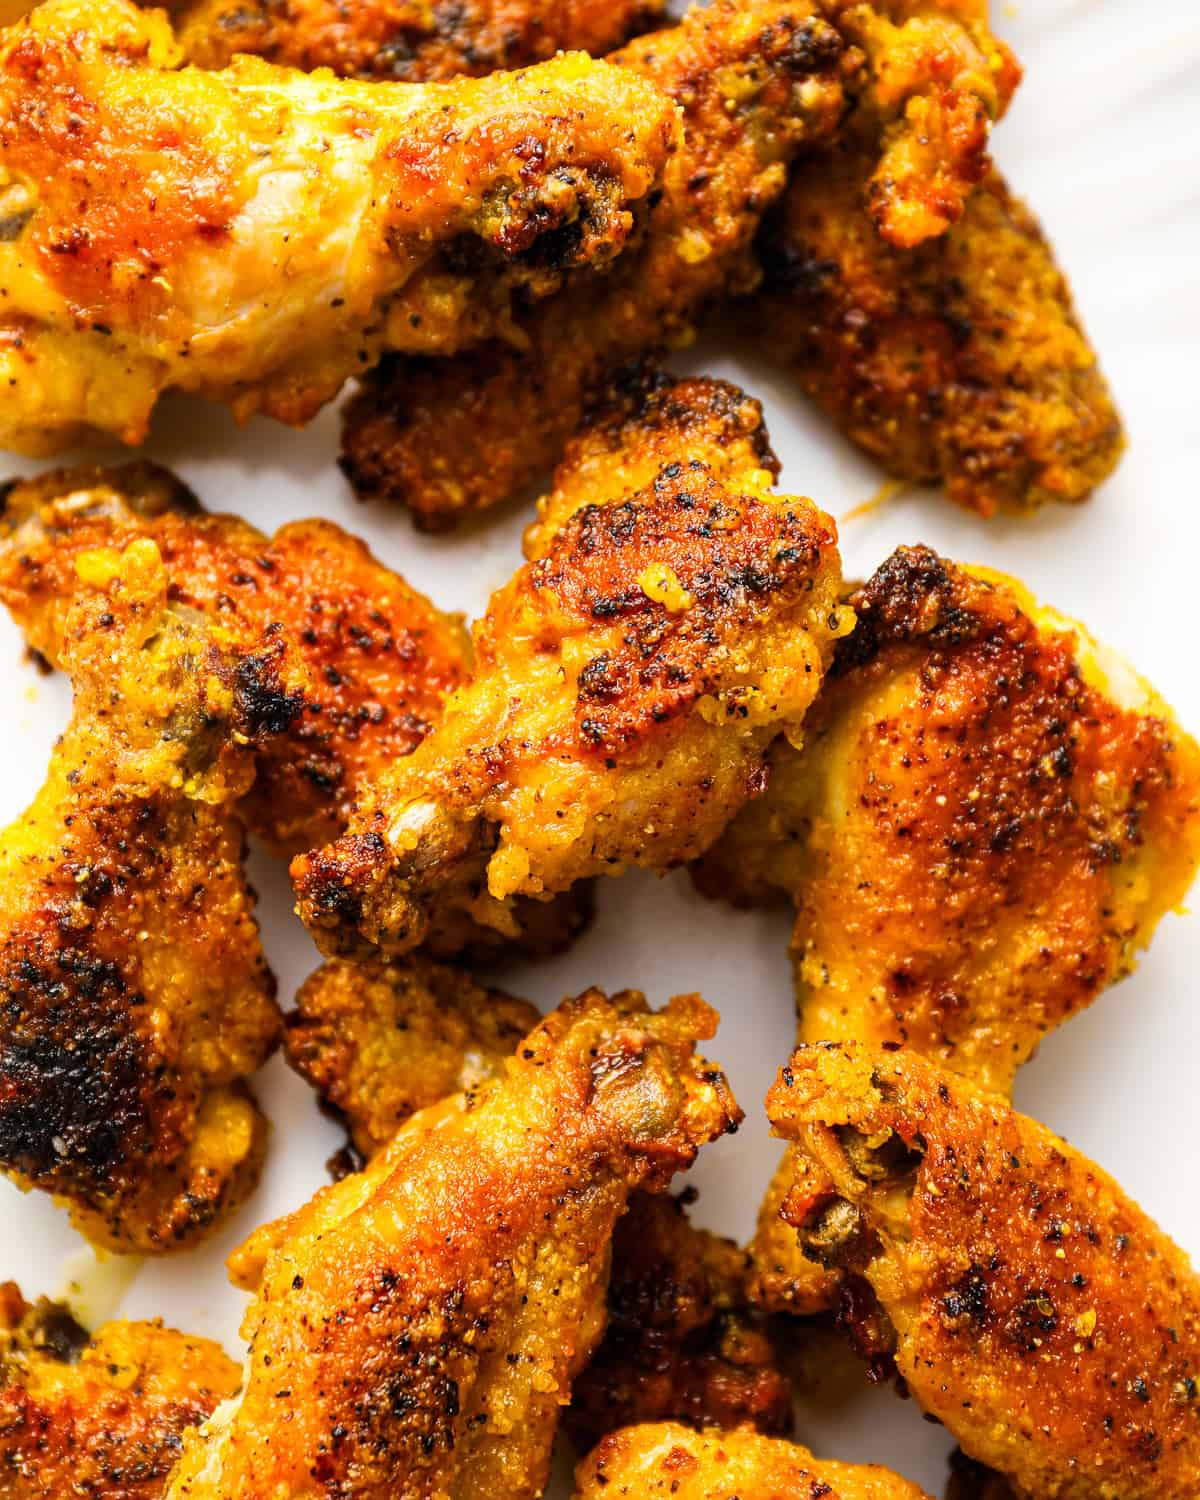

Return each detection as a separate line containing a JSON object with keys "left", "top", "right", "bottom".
{"left": 2, "top": 0, "right": 1199, "bottom": 1491}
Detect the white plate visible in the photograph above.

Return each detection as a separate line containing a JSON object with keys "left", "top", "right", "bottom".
{"left": 2, "top": 0, "right": 1198, "bottom": 1490}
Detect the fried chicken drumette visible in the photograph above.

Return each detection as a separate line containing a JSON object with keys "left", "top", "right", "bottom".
{"left": 285, "top": 955, "right": 539, "bottom": 1161}
{"left": 567, "top": 1191, "right": 792, "bottom": 1451}
{"left": 0, "top": 1283, "right": 238, "bottom": 1500}
{"left": 0, "top": 463, "right": 470, "bottom": 855}
{"left": 295, "top": 374, "right": 850, "bottom": 957}
{"left": 0, "top": 0, "right": 679, "bottom": 456}
{"left": 753, "top": 154, "right": 1123, "bottom": 515}
{"left": 339, "top": 0, "right": 850, "bottom": 528}
{"left": 174, "top": 0, "right": 664, "bottom": 78}
{"left": 574, "top": 1423, "right": 932, "bottom": 1500}
{"left": 165, "top": 989, "right": 739, "bottom": 1500}
{"left": 701, "top": 546, "right": 1200, "bottom": 1098}
{"left": 0, "top": 538, "right": 280, "bottom": 1252}
{"left": 769, "top": 1043, "right": 1200, "bottom": 1500}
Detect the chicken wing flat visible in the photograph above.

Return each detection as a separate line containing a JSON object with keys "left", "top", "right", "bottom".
{"left": 568, "top": 1190, "right": 792, "bottom": 1451}
{"left": 0, "top": 0, "right": 678, "bottom": 456}
{"left": 175, "top": 0, "right": 664, "bottom": 79}
{"left": 574, "top": 1423, "right": 932, "bottom": 1500}
{"left": 768, "top": 1042, "right": 1200, "bottom": 1500}
{"left": 295, "top": 374, "right": 850, "bottom": 957}
{"left": 0, "top": 537, "right": 280, "bottom": 1251}
{"left": 753, "top": 155, "right": 1123, "bottom": 514}
{"left": 700, "top": 546, "right": 1200, "bottom": 1098}
{"left": 285, "top": 955, "right": 538, "bottom": 1160}
{"left": 338, "top": 0, "right": 850, "bottom": 528}
{"left": 0, "top": 1282, "right": 238, "bottom": 1500}
{"left": 165, "top": 988, "right": 739, "bottom": 1500}
{"left": 0, "top": 463, "right": 470, "bottom": 855}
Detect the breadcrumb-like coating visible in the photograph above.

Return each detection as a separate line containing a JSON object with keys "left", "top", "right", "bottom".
{"left": 166, "top": 989, "right": 740, "bottom": 1500}
{"left": 753, "top": 156, "right": 1123, "bottom": 514}
{"left": 0, "top": 1283, "right": 238, "bottom": 1500}
{"left": 0, "top": 538, "right": 280, "bottom": 1251}
{"left": 574, "top": 1422, "right": 932, "bottom": 1500}
{"left": 285, "top": 955, "right": 539, "bottom": 1159}
{"left": 174, "top": 0, "right": 664, "bottom": 79}
{"left": 338, "top": 0, "right": 849, "bottom": 528}
{"left": 0, "top": 0, "right": 678, "bottom": 454}
{"left": 701, "top": 546, "right": 1200, "bottom": 1098}
{"left": 568, "top": 1191, "right": 792, "bottom": 1450}
{"left": 0, "top": 463, "right": 470, "bottom": 855}
{"left": 769, "top": 1042, "right": 1200, "bottom": 1500}
{"left": 295, "top": 374, "right": 849, "bottom": 957}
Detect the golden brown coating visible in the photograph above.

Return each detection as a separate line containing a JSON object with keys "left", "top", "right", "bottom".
{"left": 568, "top": 1191, "right": 792, "bottom": 1450}
{"left": 769, "top": 1042, "right": 1200, "bottom": 1500}
{"left": 295, "top": 374, "right": 850, "bottom": 957}
{"left": 0, "top": 537, "right": 280, "bottom": 1252}
{"left": 753, "top": 158, "right": 1123, "bottom": 514}
{"left": 166, "top": 988, "right": 740, "bottom": 1500}
{"left": 339, "top": 0, "right": 850, "bottom": 528}
{"left": 285, "top": 955, "right": 539, "bottom": 1159}
{"left": 0, "top": 1283, "right": 238, "bottom": 1500}
{"left": 175, "top": 0, "right": 664, "bottom": 79}
{"left": 701, "top": 546, "right": 1200, "bottom": 1099}
{"left": 574, "top": 1422, "right": 932, "bottom": 1500}
{"left": 0, "top": 463, "right": 470, "bottom": 855}
{"left": 0, "top": 0, "right": 678, "bottom": 455}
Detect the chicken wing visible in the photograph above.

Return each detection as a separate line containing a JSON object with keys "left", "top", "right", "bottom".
{"left": 0, "top": 537, "right": 281, "bottom": 1251}
{"left": 0, "top": 463, "right": 470, "bottom": 855}
{"left": 165, "top": 988, "right": 739, "bottom": 1500}
{"left": 174, "top": 0, "right": 664, "bottom": 79}
{"left": 768, "top": 1042, "right": 1200, "bottom": 1500}
{"left": 752, "top": 154, "right": 1123, "bottom": 514}
{"left": 295, "top": 373, "right": 850, "bottom": 957}
{"left": 701, "top": 546, "right": 1200, "bottom": 1098}
{"left": 0, "top": 0, "right": 678, "bottom": 456}
{"left": 568, "top": 1190, "right": 792, "bottom": 1450}
{"left": 338, "top": 0, "right": 850, "bottom": 528}
{"left": 574, "top": 1423, "right": 932, "bottom": 1500}
{"left": 284, "top": 955, "right": 539, "bottom": 1161}
{"left": 0, "top": 1282, "right": 238, "bottom": 1500}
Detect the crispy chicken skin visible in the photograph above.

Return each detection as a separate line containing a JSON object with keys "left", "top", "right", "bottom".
{"left": 175, "top": 0, "right": 664, "bottom": 79}
{"left": 285, "top": 955, "right": 538, "bottom": 1160}
{"left": 0, "top": 1283, "right": 238, "bottom": 1500}
{"left": 568, "top": 1191, "right": 792, "bottom": 1450}
{"left": 0, "top": 463, "right": 470, "bottom": 855}
{"left": 0, "top": 0, "right": 678, "bottom": 456}
{"left": 0, "top": 538, "right": 280, "bottom": 1252}
{"left": 754, "top": 157, "right": 1123, "bottom": 514}
{"left": 339, "top": 0, "right": 850, "bottom": 528}
{"left": 294, "top": 375, "right": 850, "bottom": 957}
{"left": 574, "top": 1423, "right": 932, "bottom": 1500}
{"left": 769, "top": 1043, "right": 1200, "bottom": 1500}
{"left": 165, "top": 989, "right": 739, "bottom": 1500}
{"left": 701, "top": 546, "right": 1200, "bottom": 1098}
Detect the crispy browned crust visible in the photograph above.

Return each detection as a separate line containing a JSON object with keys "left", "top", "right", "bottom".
{"left": 296, "top": 375, "right": 847, "bottom": 958}
{"left": 167, "top": 990, "right": 740, "bottom": 1500}
{"left": 700, "top": 546, "right": 1200, "bottom": 1098}
{"left": 769, "top": 1043, "right": 1200, "bottom": 1499}
{"left": 175, "top": 0, "right": 664, "bottom": 78}
{"left": 0, "top": 463, "right": 470, "bottom": 855}
{"left": 0, "top": 1285, "right": 238, "bottom": 1500}
{"left": 568, "top": 1191, "right": 792, "bottom": 1450}
{"left": 285, "top": 955, "right": 539, "bottom": 1159}
{"left": 753, "top": 157, "right": 1123, "bottom": 513}
{"left": 574, "top": 1422, "right": 933, "bottom": 1500}
{"left": 0, "top": 0, "right": 678, "bottom": 454}
{"left": 944, "top": 1453, "right": 1020, "bottom": 1500}
{"left": 0, "top": 539, "right": 281, "bottom": 1252}
{"left": 339, "top": 0, "right": 849, "bottom": 528}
